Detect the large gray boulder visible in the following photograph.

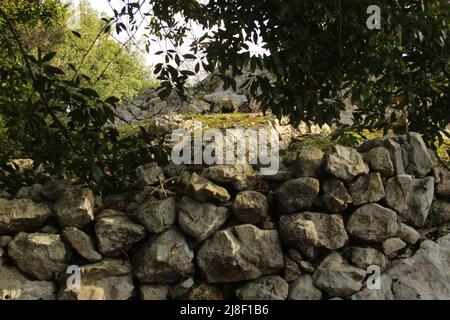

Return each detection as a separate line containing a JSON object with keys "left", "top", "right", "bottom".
{"left": 279, "top": 212, "right": 348, "bottom": 258}
{"left": 202, "top": 164, "right": 261, "bottom": 191}
{"left": 346, "top": 204, "right": 398, "bottom": 242}
{"left": 435, "top": 167, "right": 450, "bottom": 197}
{"left": 59, "top": 259, "right": 134, "bottom": 300}
{"left": 427, "top": 200, "right": 450, "bottom": 227}
{"left": 8, "top": 232, "right": 68, "bottom": 280}
{"left": 177, "top": 196, "right": 230, "bottom": 241}
{"left": 288, "top": 275, "right": 322, "bottom": 300}
{"left": 318, "top": 179, "right": 353, "bottom": 212}
{"left": 236, "top": 275, "right": 288, "bottom": 300}
{"left": 386, "top": 234, "right": 450, "bottom": 299}
{"left": 0, "top": 198, "right": 52, "bottom": 235}
{"left": 53, "top": 188, "right": 95, "bottom": 228}
{"left": 407, "top": 133, "right": 435, "bottom": 177}
{"left": 313, "top": 252, "right": 366, "bottom": 297}
{"left": 325, "top": 145, "right": 369, "bottom": 181}
{"left": 350, "top": 247, "right": 388, "bottom": 271}
{"left": 95, "top": 211, "right": 146, "bottom": 257}
{"left": 363, "top": 147, "right": 394, "bottom": 177}
{"left": 197, "top": 224, "right": 284, "bottom": 283}
{"left": 133, "top": 227, "right": 195, "bottom": 283}
{"left": 185, "top": 173, "right": 231, "bottom": 203}
{"left": 135, "top": 197, "right": 176, "bottom": 233}
{"left": 232, "top": 191, "right": 268, "bottom": 224}
{"left": 0, "top": 261, "right": 56, "bottom": 300}
{"left": 349, "top": 173, "right": 386, "bottom": 205}
{"left": 293, "top": 146, "right": 324, "bottom": 178}
{"left": 275, "top": 178, "right": 320, "bottom": 214}
{"left": 63, "top": 227, "right": 102, "bottom": 262}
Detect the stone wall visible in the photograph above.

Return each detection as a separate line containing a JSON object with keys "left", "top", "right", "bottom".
{"left": 0, "top": 132, "right": 449, "bottom": 300}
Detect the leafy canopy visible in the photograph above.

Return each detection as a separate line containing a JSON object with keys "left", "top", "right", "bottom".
{"left": 114, "top": 0, "right": 449, "bottom": 144}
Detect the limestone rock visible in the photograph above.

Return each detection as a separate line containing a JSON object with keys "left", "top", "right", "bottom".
{"left": 186, "top": 173, "right": 231, "bottom": 203}
{"left": 294, "top": 146, "right": 324, "bottom": 178}
{"left": 181, "top": 283, "right": 225, "bottom": 300}
{"left": 236, "top": 275, "right": 288, "bottom": 300}
{"left": 59, "top": 259, "right": 134, "bottom": 300}
{"left": 427, "top": 200, "right": 450, "bottom": 227}
{"left": 275, "top": 178, "right": 320, "bottom": 214}
{"left": 135, "top": 197, "right": 176, "bottom": 233}
{"left": 197, "top": 224, "right": 284, "bottom": 283}
{"left": 0, "top": 262, "right": 56, "bottom": 300}
{"left": 435, "top": 167, "right": 450, "bottom": 197}
{"left": 313, "top": 252, "right": 366, "bottom": 297}
{"left": 349, "top": 173, "right": 386, "bottom": 205}
{"left": 39, "top": 180, "right": 73, "bottom": 201}
{"left": 140, "top": 285, "right": 170, "bottom": 300}
{"left": 8, "top": 232, "right": 68, "bottom": 280}
{"left": 325, "top": 145, "right": 369, "bottom": 181}
{"left": 232, "top": 191, "right": 268, "bottom": 224}
{"left": 0, "top": 198, "right": 52, "bottom": 234}
{"left": 280, "top": 212, "right": 348, "bottom": 259}
{"left": 133, "top": 227, "right": 195, "bottom": 283}
{"left": 383, "top": 238, "right": 406, "bottom": 259}
{"left": 15, "top": 183, "right": 44, "bottom": 202}
{"left": 136, "top": 162, "right": 165, "bottom": 186}
{"left": 346, "top": 204, "right": 398, "bottom": 242}
{"left": 386, "top": 234, "right": 450, "bottom": 299}
{"left": 95, "top": 211, "right": 146, "bottom": 257}
{"left": 363, "top": 147, "right": 394, "bottom": 177}
{"left": 177, "top": 196, "right": 230, "bottom": 241}
{"left": 385, "top": 174, "right": 413, "bottom": 219}
{"left": 288, "top": 275, "right": 322, "bottom": 300}
{"left": 202, "top": 164, "right": 261, "bottom": 191}
{"left": 53, "top": 188, "right": 95, "bottom": 228}
{"left": 350, "top": 247, "right": 388, "bottom": 271}
{"left": 63, "top": 227, "right": 102, "bottom": 262}
{"left": 319, "top": 179, "right": 352, "bottom": 212}
{"left": 396, "top": 223, "right": 420, "bottom": 244}
{"left": 283, "top": 256, "right": 302, "bottom": 282}
{"left": 408, "top": 133, "right": 435, "bottom": 177}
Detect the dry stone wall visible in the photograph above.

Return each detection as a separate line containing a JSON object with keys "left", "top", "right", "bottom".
{"left": 0, "top": 132, "right": 449, "bottom": 300}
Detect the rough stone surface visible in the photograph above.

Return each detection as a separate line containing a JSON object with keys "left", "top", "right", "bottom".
{"left": 95, "top": 211, "right": 146, "bottom": 257}
{"left": 313, "top": 252, "right": 366, "bottom": 297}
{"left": 427, "top": 200, "right": 450, "bottom": 227}
{"left": 236, "top": 275, "right": 288, "bottom": 300}
{"left": 435, "top": 167, "right": 450, "bottom": 197}
{"left": 0, "top": 198, "right": 52, "bottom": 234}
{"left": 202, "top": 164, "right": 261, "bottom": 191}
{"left": 275, "top": 178, "right": 320, "bottom": 214}
{"left": 385, "top": 174, "right": 414, "bottom": 219}
{"left": 63, "top": 227, "right": 102, "bottom": 262}
{"left": 294, "top": 146, "right": 324, "bottom": 178}
{"left": 8, "top": 232, "right": 67, "bottom": 280}
{"left": 186, "top": 173, "right": 231, "bottom": 203}
{"left": 325, "top": 145, "right": 369, "bottom": 181}
{"left": 177, "top": 196, "right": 230, "bottom": 241}
{"left": 288, "top": 275, "right": 322, "bottom": 300}
{"left": 136, "top": 162, "right": 165, "bottom": 186}
{"left": 397, "top": 223, "right": 420, "bottom": 244}
{"left": 363, "top": 147, "right": 394, "bottom": 177}
{"left": 319, "top": 179, "right": 352, "bottom": 212}
{"left": 181, "top": 283, "right": 225, "bottom": 300}
{"left": 53, "top": 188, "right": 95, "bottom": 228}
{"left": 383, "top": 238, "right": 407, "bottom": 259}
{"left": 347, "top": 204, "right": 399, "bottom": 242}
{"left": 279, "top": 216, "right": 318, "bottom": 254}
{"left": 349, "top": 173, "right": 386, "bottom": 205}
{"left": 133, "top": 227, "right": 195, "bottom": 283}
{"left": 350, "top": 247, "right": 388, "bottom": 271}
{"left": 197, "top": 224, "right": 284, "bottom": 283}
{"left": 232, "top": 191, "right": 268, "bottom": 224}
{"left": 135, "top": 197, "right": 176, "bottom": 233}
{"left": 408, "top": 133, "right": 435, "bottom": 177}
{"left": 386, "top": 234, "right": 450, "bottom": 299}
{"left": 59, "top": 259, "right": 134, "bottom": 300}
{"left": 140, "top": 285, "right": 170, "bottom": 300}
